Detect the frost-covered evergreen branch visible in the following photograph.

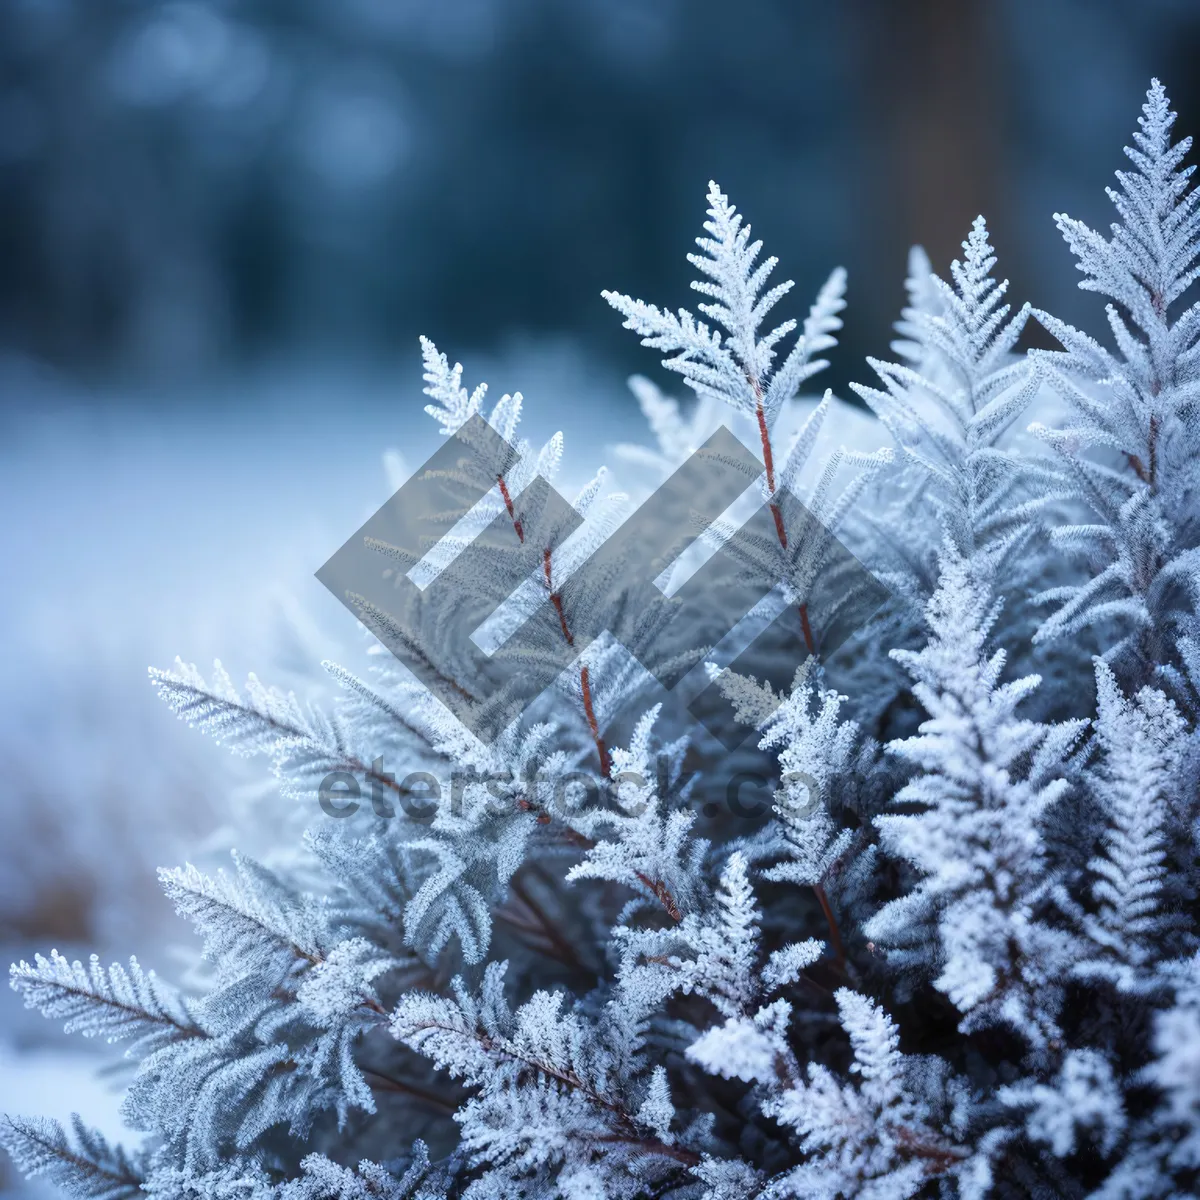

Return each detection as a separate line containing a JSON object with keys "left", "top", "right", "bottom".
{"left": 0, "top": 1116, "right": 146, "bottom": 1200}
{"left": 7, "top": 81, "right": 1200, "bottom": 1200}
{"left": 1030, "top": 81, "right": 1200, "bottom": 675}
{"left": 852, "top": 218, "right": 1044, "bottom": 601}
{"left": 865, "top": 545, "right": 1087, "bottom": 1045}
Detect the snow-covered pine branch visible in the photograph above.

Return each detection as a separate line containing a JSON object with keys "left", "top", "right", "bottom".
{"left": 149, "top": 659, "right": 429, "bottom": 807}
{"left": 0, "top": 1116, "right": 146, "bottom": 1200}
{"left": 391, "top": 962, "right": 702, "bottom": 1197}
{"left": 689, "top": 989, "right": 972, "bottom": 1199}
{"left": 606, "top": 184, "right": 890, "bottom": 658}
{"left": 865, "top": 544, "right": 1088, "bottom": 1046}
{"left": 1029, "top": 81, "right": 1200, "bottom": 675}
{"left": 565, "top": 706, "right": 704, "bottom": 922}
{"left": 852, "top": 217, "right": 1044, "bottom": 598}
{"left": 1073, "top": 659, "right": 1192, "bottom": 991}
{"left": 10, "top": 951, "right": 201, "bottom": 1053}
{"left": 603, "top": 181, "right": 843, "bottom": 428}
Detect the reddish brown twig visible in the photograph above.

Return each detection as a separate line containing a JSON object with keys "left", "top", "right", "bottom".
{"left": 813, "top": 883, "right": 846, "bottom": 968}
{"left": 545, "top": 548, "right": 575, "bottom": 646}
{"left": 755, "top": 395, "right": 817, "bottom": 656}
{"left": 634, "top": 871, "right": 683, "bottom": 922}
{"left": 799, "top": 602, "right": 816, "bottom": 656}
{"left": 362, "top": 1068, "right": 458, "bottom": 1115}
{"left": 498, "top": 474, "right": 524, "bottom": 542}
{"left": 541, "top": 542, "right": 610, "bottom": 777}
{"left": 580, "top": 664, "right": 611, "bottom": 778}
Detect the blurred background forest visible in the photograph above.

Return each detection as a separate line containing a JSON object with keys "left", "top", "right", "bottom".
{"left": 1, "top": 0, "right": 1198, "bottom": 1183}
{"left": 3, "top": 0, "right": 1200, "bottom": 398}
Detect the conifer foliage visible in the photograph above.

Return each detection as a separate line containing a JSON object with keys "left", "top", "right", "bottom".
{"left": 5, "top": 82, "right": 1200, "bottom": 1199}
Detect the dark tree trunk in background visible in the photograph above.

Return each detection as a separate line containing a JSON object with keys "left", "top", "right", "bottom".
{"left": 850, "top": 0, "right": 1013, "bottom": 349}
